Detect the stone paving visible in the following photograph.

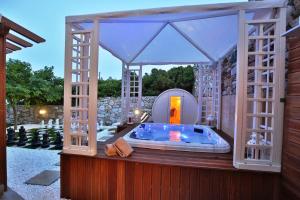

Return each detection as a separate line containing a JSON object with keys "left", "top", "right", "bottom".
{"left": 7, "top": 147, "right": 60, "bottom": 200}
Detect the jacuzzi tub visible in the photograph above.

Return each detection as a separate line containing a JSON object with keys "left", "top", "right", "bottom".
{"left": 123, "top": 123, "right": 230, "bottom": 153}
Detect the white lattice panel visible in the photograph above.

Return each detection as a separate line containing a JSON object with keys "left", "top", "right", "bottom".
{"left": 63, "top": 21, "right": 98, "bottom": 156}
{"left": 234, "top": 8, "right": 286, "bottom": 172}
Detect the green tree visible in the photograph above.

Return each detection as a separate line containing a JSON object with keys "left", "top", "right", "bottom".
{"left": 167, "top": 65, "right": 195, "bottom": 93}
{"left": 98, "top": 77, "right": 121, "bottom": 97}
{"left": 6, "top": 59, "right": 63, "bottom": 130}
{"left": 95, "top": 66, "right": 195, "bottom": 97}
{"left": 143, "top": 66, "right": 195, "bottom": 96}
{"left": 6, "top": 59, "right": 32, "bottom": 130}
{"left": 29, "top": 66, "right": 64, "bottom": 105}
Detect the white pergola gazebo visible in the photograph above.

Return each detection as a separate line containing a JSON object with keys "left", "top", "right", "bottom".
{"left": 63, "top": 0, "right": 286, "bottom": 172}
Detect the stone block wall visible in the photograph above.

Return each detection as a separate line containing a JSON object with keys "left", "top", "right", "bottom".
{"left": 6, "top": 96, "right": 157, "bottom": 126}
{"left": 6, "top": 105, "right": 64, "bottom": 125}
{"left": 221, "top": 48, "right": 237, "bottom": 96}
{"left": 219, "top": 48, "right": 237, "bottom": 136}
{"left": 97, "top": 96, "right": 156, "bottom": 125}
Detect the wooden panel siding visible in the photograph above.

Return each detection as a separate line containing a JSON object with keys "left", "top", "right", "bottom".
{"left": 281, "top": 39, "right": 300, "bottom": 200}
{"left": 0, "top": 29, "right": 8, "bottom": 191}
{"left": 61, "top": 125, "right": 280, "bottom": 200}
{"left": 61, "top": 154, "right": 280, "bottom": 200}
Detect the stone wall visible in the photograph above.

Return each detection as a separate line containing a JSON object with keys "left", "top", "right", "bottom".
{"left": 97, "top": 96, "right": 156, "bottom": 125}
{"left": 221, "top": 48, "right": 237, "bottom": 96}
{"left": 6, "top": 105, "right": 64, "bottom": 125}
{"left": 219, "top": 48, "right": 237, "bottom": 136}
{"left": 6, "top": 96, "right": 157, "bottom": 126}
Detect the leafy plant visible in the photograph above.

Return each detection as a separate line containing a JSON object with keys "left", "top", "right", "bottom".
{"left": 47, "top": 128, "right": 57, "bottom": 144}
{"left": 28, "top": 128, "right": 41, "bottom": 148}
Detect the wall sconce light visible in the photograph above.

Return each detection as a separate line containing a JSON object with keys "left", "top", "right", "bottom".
{"left": 39, "top": 109, "right": 47, "bottom": 115}
{"left": 134, "top": 109, "right": 140, "bottom": 116}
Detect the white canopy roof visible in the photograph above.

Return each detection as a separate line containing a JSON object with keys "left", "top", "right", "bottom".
{"left": 70, "top": 1, "right": 284, "bottom": 65}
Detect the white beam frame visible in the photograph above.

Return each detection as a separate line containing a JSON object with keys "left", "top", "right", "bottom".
{"left": 66, "top": 1, "right": 286, "bottom": 23}
{"left": 138, "top": 65, "right": 143, "bottom": 112}
{"left": 234, "top": 10, "right": 246, "bottom": 167}
{"left": 216, "top": 61, "right": 222, "bottom": 130}
{"left": 130, "top": 61, "right": 211, "bottom": 66}
{"left": 197, "top": 64, "right": 204, "bottom": 124}
{"left": 121, "top": 62, "right": 126, "bottom": 122}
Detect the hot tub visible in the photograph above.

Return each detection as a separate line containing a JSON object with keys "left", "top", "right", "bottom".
{"left": 123, "top": 123, "right": 230, "bottom": 153}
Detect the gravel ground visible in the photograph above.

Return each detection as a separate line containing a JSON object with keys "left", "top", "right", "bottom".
{"left": 7, "top": 147, "right": 60, "bottom": 200}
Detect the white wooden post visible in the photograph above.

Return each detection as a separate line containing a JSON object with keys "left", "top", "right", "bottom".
{"left": 88, "top": 19, "right": 99, "bottom": 155}
{"left": 273, "top": 7, "right": 286, "bottom": 166}
{"left": 126, "top": 64, "right": 130, "bottom": 120}
{"left": 233, "top": 9, "right": 246, "bottom": 166}
{"left": 197, "top": 64, "right": 203, "bottom": 124}
{"left": 121, "top": 62, "right": 126, "bottom": 122}
{"left": 138, "top": 65, "right": 143, "bottom": 111}
{"left": 217, "top": 61, "right": 222, "bottom": 130}
{"left": 63, "top": 22, "right": 72, "bottom": 149}
{"left": 211, "top": 64, "right": 217, "bottom": 117}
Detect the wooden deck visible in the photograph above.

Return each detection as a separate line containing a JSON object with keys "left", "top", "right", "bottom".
{"left": 61, "top": 125, "right": 280, "bottom": 200}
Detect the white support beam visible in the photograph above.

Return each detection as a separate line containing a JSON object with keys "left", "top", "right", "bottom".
{"left": 170, "top": 23, "right": 216, "bottom": 63}
{"left": 121, "top": 62, "right": 126, "bottom": 122}
{"left": 99, "top": 42, "right": 128, "bottom": 64}
{"left": 63, "top": 22, "right": 72, "bottom": 149}
{"left": 273, "top": 7, "right": 286, "bottom": 166}
{"left": 125, "top": 64, "right": 130, "bottom": 121}
{"left": 138, "top": 65, "right": 143, "bottom": 111}
{"left": 211, "top": 65, "right": 217, "bottom": 116}
{"left": 233, "top": 9, "right": 246, "bottom": 166}
{"left": 98, "top": 9, "right": 239, "bottom": 23}
{"left": 130, "top": 61, "right": 212, "bottom": 66}
{"left": 197, "top": 65, "right": 204, "bottom": 124}
{"left": 170, "top": 9, "right": 238, "bottom": 23}
{"left": 87, "top": 19, "right": 99, "bottom": 156}
{"left": 66, "top": 1, "right": 286, "bottom": 23}
{"left": 216, "top": 61, "right": 222, "bottom": 130}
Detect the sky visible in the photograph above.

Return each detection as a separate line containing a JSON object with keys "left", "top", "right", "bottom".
{"left": 1, "top": 0, "right": 244, "bottom": 79}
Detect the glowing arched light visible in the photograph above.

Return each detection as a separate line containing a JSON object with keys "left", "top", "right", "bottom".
{"left": 39, "top": 109, "right": 47, "bottom": 115}
{"left": 134, "top": 109, "right": 140, "bottom": 116}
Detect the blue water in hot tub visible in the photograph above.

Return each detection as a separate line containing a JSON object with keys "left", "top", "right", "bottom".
{"left": 129, "top": 123, "right": 217, "bottom": 145}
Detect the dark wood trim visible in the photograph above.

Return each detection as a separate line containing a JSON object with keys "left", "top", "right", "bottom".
{"left": 0, "top": 29, "right": 8, "bottom": 191}
{"left": 5, "top": 48, "right": 13, "bottom": 54}
{"left": 6, "top": 33, "right": 32, "bottom": 48}
{"left": 0, "top": 16, "right": 45, "bottom": 193}
{"left": 6, "top": 41, "right": 21, "bottom": 51}
{"left": 0, "top": 15, "right": 45, "bottom": 43}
